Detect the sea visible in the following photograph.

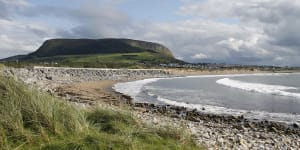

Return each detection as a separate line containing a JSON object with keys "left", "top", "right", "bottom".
{"left": 113, "top": 73, "right": 300, "bottom": 124}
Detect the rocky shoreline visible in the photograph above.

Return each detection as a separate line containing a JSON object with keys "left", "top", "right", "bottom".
{"left": 133, "top": 106, "right": 300, "bottom": 149}
{"left": 5, "top": 67, "right": 300, "bottom": 149}
{"left": 132, "top": 102, "right": 300, "bottom": 133}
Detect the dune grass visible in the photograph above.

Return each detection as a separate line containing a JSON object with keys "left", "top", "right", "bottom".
{"left": 0, "top": 73, "right": 88, "bottom": 149}
{"left": 0, "top": 63, "right": 4, "bottom": 68}
{"left": 0, "top": 68, "right": 201, "bottom": 150}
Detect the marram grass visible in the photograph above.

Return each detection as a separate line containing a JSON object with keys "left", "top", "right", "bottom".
{"left": 0, "top": 74, "right": 88, "bottom": 149}
{"left": 0, "top": 68, "right": 202, "bottom": 150}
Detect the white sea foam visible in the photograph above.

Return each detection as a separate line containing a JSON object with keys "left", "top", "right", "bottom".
{"left": 182, "top": 72, "right": 298, "bottom": 79}
{"left": 216, "top": 78, "right": 300, "bottom": 99}
{"left": 112, "top": 78, "right": 161, "bottom": 100}
{"left": 150, "top": 93, "right": 300, "bottom": 124}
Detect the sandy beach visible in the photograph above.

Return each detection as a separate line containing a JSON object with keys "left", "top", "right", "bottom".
{"left": 56, "top": 80, "right": 119, "bottom": 105}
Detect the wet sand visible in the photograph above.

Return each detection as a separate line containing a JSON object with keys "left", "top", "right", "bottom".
{"left": 56, "top": 80, "right": 123, "bottom": 105}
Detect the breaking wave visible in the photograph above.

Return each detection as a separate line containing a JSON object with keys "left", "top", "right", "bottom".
{"left": 112, "top": 78, "right": 161, "bottom": 100}
{"left": 216, "top": 78, "right": 300, "bottom": 99}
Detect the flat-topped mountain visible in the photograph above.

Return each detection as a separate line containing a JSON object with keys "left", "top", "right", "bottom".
{"left": 30, "top": 38, "right": 175, "bottom": 58}
{"left": 2, "top": 38, "right": 183, "bottom": 68}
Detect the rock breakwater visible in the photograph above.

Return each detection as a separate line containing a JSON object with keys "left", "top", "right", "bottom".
{"left": 5, "top": 66, "right": 172, "bottom": 92}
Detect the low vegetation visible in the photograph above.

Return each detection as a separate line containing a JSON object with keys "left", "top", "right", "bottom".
{"left": 3, "top": 52, "right": 182, "bottom": 68}
{"left": 0, "top": 64, "right": 4, "bottom": 69}
{"left": 0, "top": 67, "right": 200, "bottom": 150}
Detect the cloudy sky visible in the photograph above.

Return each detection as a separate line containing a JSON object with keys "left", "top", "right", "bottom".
{"left": 1, "top": 0, "right": 300, "bottom": 66}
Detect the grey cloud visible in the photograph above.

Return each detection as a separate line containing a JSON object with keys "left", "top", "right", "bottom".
{"left": 265, "top": 19, "right": 300, "bottom": 50}
{"left": 127, "top": 20, "right": 269, "bottom": 64}
{"left": 20, "top": 1, "right": 131, "bottom": 38}
{"left": 0, "top": 1, "right": 9, "bottom": 19}
{"left": 0, "top": 0, "right": 29, "bottom": 19}
{"left": 176, "top": 0, "right": 300, "bottom": 65}
{"left": 0, "top": 49, "right": 30, "bottom": 59}
{"left": 70, "top": 4, "right": 131, "bottom": 38}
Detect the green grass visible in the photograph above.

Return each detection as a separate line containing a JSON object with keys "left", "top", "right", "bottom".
{"left": 0, "top": 67, "right": 202, "bottom": 150}
{"left": 0, "top": 63, "right": 4, "bottom": 68}
{"left": 64, "top": 52, "right": 175, "bottom": 63}
{"left": 62, "top": 52, "right": 181, "bottom": 68}
{"left": 3, "top": 52, "right": 183, "bottom": 68}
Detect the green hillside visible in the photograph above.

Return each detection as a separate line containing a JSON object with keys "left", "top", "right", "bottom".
{"left": 2, "top": 38, "right": 183, "bottom": 68}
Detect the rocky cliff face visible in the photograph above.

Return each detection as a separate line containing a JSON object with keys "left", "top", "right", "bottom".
{"left": 124, "top": 39, "right": 174, "bottom": 57}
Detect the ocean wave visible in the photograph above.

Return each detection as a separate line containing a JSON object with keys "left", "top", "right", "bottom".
{"left": 149, "top": 92, "right": 300, "bottom": 124}
{"left": 112, "top": 78, "right": 161, "bottom": 99}
{"left": 216, "top": 78, "right": 300, "bottom": 98}
{"left": 113, "top": 74, "right": 300, "bottom": 124}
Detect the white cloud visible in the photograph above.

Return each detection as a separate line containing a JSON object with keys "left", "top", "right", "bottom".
{"left": 2, "top": 0, "right": 29, "bottom": 6}
{"left": 0, "top": 18, "right": 57, "bottom": 58}
{"left": 191, "top": 53, "right": 208, "bottom": 59}
{"left": 217, "top": 38, "right": 244, "bottom": 52}
{"left": 275, "top": 56, "right": 283, "bottom": 61}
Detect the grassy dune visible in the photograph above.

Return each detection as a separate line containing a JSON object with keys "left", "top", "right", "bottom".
{"left": 0, "top": 66, "right": 201, "bottom": 150}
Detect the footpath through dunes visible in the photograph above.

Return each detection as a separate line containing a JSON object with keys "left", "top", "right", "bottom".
{"left": 5, "top": 66, "right": 300, "bottom": 149}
